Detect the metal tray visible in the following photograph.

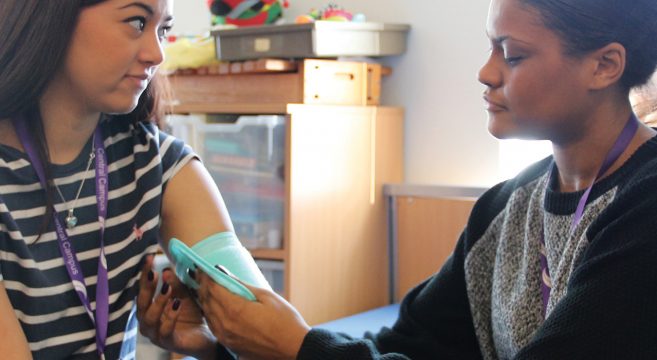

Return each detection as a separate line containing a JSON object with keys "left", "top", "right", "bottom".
{"left": 212, "top": 21, "right": 410, "bottom": 61}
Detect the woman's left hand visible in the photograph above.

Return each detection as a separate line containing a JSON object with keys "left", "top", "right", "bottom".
{"left": 136, "top": 255, "right": 218, "bottom": 360}
{"left": 196, "top": 268, "right": 311, "bottom": 360}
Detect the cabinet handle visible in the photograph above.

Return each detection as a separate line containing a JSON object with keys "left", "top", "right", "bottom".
{"left": 334, "top": 72, "right": 355, "bottom": 80}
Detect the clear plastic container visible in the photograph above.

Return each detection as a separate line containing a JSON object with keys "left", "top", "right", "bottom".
{"left": 195, "top": 115, "right": 286, "bottom": 250}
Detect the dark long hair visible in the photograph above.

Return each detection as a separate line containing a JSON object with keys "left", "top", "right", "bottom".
{"left": 0, "top": 0, "right": 167, "bottom": 235}
{"left": 519, "top": 0, "right": 657, "bottom": 90}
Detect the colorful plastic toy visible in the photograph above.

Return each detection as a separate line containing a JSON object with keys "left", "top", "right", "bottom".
{"left": 321, "top": 3, "right": 352, "bottom": 22}
{"left": 294, "top": 3, "right": 366, "bottom": 24}
{"left": 207, "top": 0, "right": 289, "bottom": 26}
{"left": 295, "top": 8, "right": 320, "bottom": 24}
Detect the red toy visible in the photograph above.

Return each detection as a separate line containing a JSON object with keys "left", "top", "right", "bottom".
{"left": 207, "top": 0, "right": 289, "bottom": 26}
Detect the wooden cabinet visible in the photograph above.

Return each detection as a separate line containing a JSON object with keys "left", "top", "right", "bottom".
{"left": 384, "top": 185, "right": 484, "bottom": 302}
{"left": 285, "top": 104, "right": 403, "bottom": 324}
{"left": 168, "top": 58, "right": 387, "bottom": 113}
{"left": 167, "top": 63, "right": 404, "bottom": 325}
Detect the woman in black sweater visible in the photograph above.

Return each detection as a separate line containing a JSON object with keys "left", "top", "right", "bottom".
{"left": 148, "top": 0, "right": 657, "bottom": 358}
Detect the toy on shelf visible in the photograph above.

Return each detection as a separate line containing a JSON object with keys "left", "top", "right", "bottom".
{"left": 295, "top": 3, "right": 366, "bottom": 24}
{"left": 162, "top": 36, "right": 222, "bottom": 75}
{"left": 207, "top": 0, "right": 289, "bottom": 26}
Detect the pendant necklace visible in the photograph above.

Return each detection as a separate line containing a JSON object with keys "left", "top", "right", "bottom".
{"left": 13, "top": 116, "right": 110, "bottom": 357}
{"left": 53, "top": 136, "right": 96, "bottom": 229}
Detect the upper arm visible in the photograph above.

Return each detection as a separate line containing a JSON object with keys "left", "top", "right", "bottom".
{"left": 370, "top": 233, "right": 482, "bottom": 359}
{"left": 0, "top": 281, "right": 32, "bottom": 359}
{"left": 159, "top": 159, "right": 234, "bottom": 251}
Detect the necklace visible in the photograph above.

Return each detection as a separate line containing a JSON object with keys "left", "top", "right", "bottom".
{"left": 53, "top": 137, "right": 96, "bottom": 229}
{"left": 14, "top": 117, "right": 110, "bottom": 357}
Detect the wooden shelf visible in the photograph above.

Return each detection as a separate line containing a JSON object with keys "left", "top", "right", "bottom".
{"left": 170, "top": 102, "right": 288, "bottom": 115}
{"left": 165, "top": 63, "right": 404, "bottom": 325}
{"left": 249, "top": 248, "right": 286, "bottom": 261}
{"left": 166, "top": 59, "right": 388, "bottom": 117}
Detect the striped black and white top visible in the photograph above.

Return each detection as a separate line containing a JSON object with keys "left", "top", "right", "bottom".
{"left": 0, "top": 117, "right": 196, "bottom": 359}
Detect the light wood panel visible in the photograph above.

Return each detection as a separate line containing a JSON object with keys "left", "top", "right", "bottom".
{"left": 169, "top": 72, "right": 303, "bottom": 106}
{"left": 302, "top": 60, "right": 366, "bottom": 106}
{"left": 286, "top": 105, "right": 403, "bottom": 325}
{"left": 249, "top": 248, "right": 286, "bottom": 261}
{"left": 168, "top": 59, "right": 388, "bottom": 113}
{"left": 395, "top": 196, "right": 476, "bottom": 301}
{"left": 374, "top": 108, "right": 404, "bottom": 198}
{"left": 171, "top": 102, "right": 288, "bottom": 115}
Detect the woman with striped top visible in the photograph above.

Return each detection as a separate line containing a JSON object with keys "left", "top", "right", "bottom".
{"left": 0, "top": 0, "right": 234, "bottom": 358}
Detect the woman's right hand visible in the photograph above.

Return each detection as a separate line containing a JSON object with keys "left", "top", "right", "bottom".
{"left": 196, "top": 268, "right": 311, "bottom": 360}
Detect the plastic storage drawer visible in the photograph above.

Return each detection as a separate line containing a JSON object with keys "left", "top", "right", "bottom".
{"left": 182, "top": 115, "right": 286, "bottom": 250}
{"left": 255, "top": 260, "right": 284, "bottom": 295}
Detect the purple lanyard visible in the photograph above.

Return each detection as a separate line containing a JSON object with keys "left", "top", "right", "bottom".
{"left": 13, "top": 117, "right": 109, "bottom": 358}
{"left": 539, "top": 114, "right": 639, "bottom": 318}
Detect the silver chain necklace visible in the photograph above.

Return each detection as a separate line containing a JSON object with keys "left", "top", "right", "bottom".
{"left": 53, "top": 137, "right": 96, "bottom": 229}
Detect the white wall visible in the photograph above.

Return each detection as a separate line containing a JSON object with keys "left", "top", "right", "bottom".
{"left": 172, "top": 0, "right": 210, "bottom": 36}
{"left": 172, "top": 0, "right": 502, "bottom": 187}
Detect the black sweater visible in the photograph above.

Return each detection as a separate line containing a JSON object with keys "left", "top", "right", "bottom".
{"left": 298, "top": 136, "right": 657, "bottom": 360}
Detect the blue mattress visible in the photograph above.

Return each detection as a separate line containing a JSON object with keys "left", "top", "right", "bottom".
{"left": 315, "top": 303, "right": 400, "bottom": 338}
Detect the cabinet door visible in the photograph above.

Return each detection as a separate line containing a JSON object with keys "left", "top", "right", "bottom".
{"left": 285, "top": 104, "right": 402, "bottom": 325}
{"left": 395, "top": 196, "right": 475, "bottom": 301}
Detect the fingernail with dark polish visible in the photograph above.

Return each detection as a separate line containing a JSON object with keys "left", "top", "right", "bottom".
{"left": 161, "top": 282, "right": 169, "bottom": 295}
{"left": 172, "top": 298, "right": 181, "bottom": 311}
{"left": 147, "top": 270, "right": 154, "bottom": 282}
{"left": 162, "top": 267, "right": 172, "bottom": 274}
{"left": 187, "top": 268, "right": 196, "bottom": 280}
